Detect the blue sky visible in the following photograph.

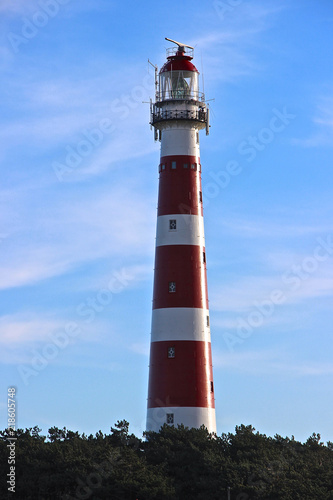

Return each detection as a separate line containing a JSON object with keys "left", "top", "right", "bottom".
{"left": 1, "top": 0, "right": 333, "bottom": 443}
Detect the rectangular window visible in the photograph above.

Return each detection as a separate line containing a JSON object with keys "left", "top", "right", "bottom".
{"left": 207, "top": 315, "right": 210, "bottom": 327}
{"left": 166, "top": 413, "right": 174, "bottom": 425}
{"left": 203, "top": 251, "right": 206, "bottom": 263}
{"left": 210, "top": 381, "right": 214, "bottom": 393}
{"left": 199, "top": 164, "right": 202, "bottom": 172}
{"left": 183, "top": 163, "right": 188, "bottom": 169}
{"left": 199, "top": 191, "right": 203, "bottom": 203}
{"left": 161, "top": 164, "right": 165, "bottom": 170}
{"left": 196, "top": 131, "right": 199, "bottom": 144}
{"left": 168, "top": 281, "right": 176, "bottom": 293}
{"left": 171, "top": 161, "right": 177, "bottom": 169}
{"left": 191, "top": 163, "right": 196, "bottom": 170}
{"left": 169, "top": 219, "right": 177, "bottom": 231}
{"left": 168, "top": 347, "right": 175, "bottom": 358}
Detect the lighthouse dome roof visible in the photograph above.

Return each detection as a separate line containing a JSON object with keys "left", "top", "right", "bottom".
{"left": 160, "top": 51, "right": 199, "bottom": 74}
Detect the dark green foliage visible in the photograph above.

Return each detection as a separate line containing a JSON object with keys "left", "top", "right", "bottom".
{"left": 1, "top": 421, "right": 332, "bottom": 499}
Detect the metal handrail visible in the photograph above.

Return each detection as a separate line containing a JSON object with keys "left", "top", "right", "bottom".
{"left": 151, "top": 108, "right": 207, "bottom": 124}
{"left": 166, "top": 47, "right": 194, "bottom": 58}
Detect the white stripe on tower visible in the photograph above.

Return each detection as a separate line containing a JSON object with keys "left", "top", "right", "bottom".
{"left": 146, "top": 41, "right": 216, "bottom": 434}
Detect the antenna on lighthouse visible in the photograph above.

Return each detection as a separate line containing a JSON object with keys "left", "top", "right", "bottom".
{"left": 165, "top": 37, "right": 194, "bottom": 51}
{"left": 148, "top": 59, "right": 158, "bottom": 102}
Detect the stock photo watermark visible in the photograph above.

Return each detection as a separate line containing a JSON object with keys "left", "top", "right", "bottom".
{"left": 52, "top": 73, "right": 154, "bottom": 181}
{"left": 17, "top": 268, "right": 133, "bottom": 385}
{"left": 223, "top": 234, "right": 333, "bottom": 351}
{"left": 63, "top": 451, "right": 121, "bottom": 500}
{"left": 7, "top": 387, "right": 17, "bottom": 493}
{"left": 7, "top": 0, "right": 72, "bottom": 54}
{"left": 213, "top": 0, "right": 244, "bottom": 21}
{"left": 203, "top": 107, "right": 296, "bottom": 205}
{"left": 52, "top": 119, "right": 115, "bottom": 181}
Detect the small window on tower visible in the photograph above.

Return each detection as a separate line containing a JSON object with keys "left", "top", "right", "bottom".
{"left": 196, "top": 131, "right": 199, "bottom": 144}
{"left": 166, "top": 413, "right": 174, "bottom": 425}
{"left": 169, "top": 219, "right": 177, "bottom": 231}
{"left": 199, "top": 191, "right": 203, "bottom": 203}
{"left": 171, "top": 161, "right": 177, "bottom": 169}
{"left": 210, "top": 381, "right": 214, "bottom": 393}
{"left": 161, "top": 164, "right": 165, "bottom": 171}
{"left": 168, "top": 281, "right": 176, "bottom": 293}
{"left": 168, "top": 346, "right": 175, "bottom": 358}
{"left": 191, "top": 163, "right": 196, "bottom": 170}
{"left": 203, "top": 251, "right": 206, "bottom": 263}
{"left": 207, "top": 315, "right": 210, "bottom": 327}
{"left": 183, "top": 163, "right": 188, "bottom": 169}
{"left": 199, "top": 164, "right": 202, "bottom": 172}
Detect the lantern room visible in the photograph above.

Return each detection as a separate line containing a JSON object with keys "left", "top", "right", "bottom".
{"left": 158, "top": 40, "right": 201, "bottom": 102}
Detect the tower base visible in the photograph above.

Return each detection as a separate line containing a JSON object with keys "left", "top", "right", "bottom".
{"left": 146, "top": 407, "right": 216, "bottom": 434}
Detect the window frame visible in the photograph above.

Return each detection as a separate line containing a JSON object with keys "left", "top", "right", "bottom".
{"left": 167, "top": 346, "right": 175, "bottom": 358}
{"left": 166, "top": 413, "right": 174, "bottom": 425}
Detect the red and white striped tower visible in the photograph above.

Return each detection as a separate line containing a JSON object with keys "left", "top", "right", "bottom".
{"left": 146, "top": 38, "right": 216, "bottom": 434}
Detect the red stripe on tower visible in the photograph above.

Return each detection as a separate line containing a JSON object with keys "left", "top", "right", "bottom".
{"left": 146, "top": 38, "right": 216, "bottom": 434}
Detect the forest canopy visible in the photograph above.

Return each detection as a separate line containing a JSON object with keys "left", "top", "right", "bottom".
{"left": 1, "top": 421, "right": 333, "bottom": 499}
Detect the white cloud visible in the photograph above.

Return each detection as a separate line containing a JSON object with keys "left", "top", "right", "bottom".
{"left": 291, "top": 92, "right": 333, "bottom": 148}
{"left": 0, "top": 52, "right": 155, "bottom": 154}
{"left": 213, "top": 214, "right": 333, "bottom": 240}
{"left": 0, "top": 314, "right": 62, "bottom": 344}
{"left": 0, "top": 0, "right": 38, "bottom": 15}
{"left": 214, "top": 349, "right": 333, "bottom": 377}
{"left": 193, "top": 3, "right": 288, "bottom": 84}
{"left": 130, "top": 342, "right": 150, "bottom": 357}
{"left": 0, "top": 179, "right": 156, "bottom": 290}
{"left": 0, "top": 312, "right": 121, "bottom": 368}
{"left": 210, "top": 255, "right": 333, "bottom": 314}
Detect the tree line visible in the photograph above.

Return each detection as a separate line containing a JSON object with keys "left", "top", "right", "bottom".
{"left": 1, "top": 420, "right": 333, "bottom": 499}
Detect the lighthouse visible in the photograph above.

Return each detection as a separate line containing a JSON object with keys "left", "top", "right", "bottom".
{"left": 146, "top": 38, "right": 216, "bottom": 434}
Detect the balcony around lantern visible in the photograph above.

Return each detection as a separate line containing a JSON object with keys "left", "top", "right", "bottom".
{"left": 150, "top": 104, "right": 208, "bottom": 126}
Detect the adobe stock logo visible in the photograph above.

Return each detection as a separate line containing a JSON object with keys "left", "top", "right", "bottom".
{"left": 17, "top": 268, "right": 133, "bottom": 386}
{"left": 223, "top": 235, "right": 333, "bottom": 351}
{"left": 237, "top": 107, "right": 296, "bottom": 162}
{"left": 7, "top": 0, "right": 71, "bottom": 54}
{"left": 213, "top": 0, "right": 244, "bottom": 20}
{"left": 202, "top": 107, "right": 296, "bottom": 205}
{"left": 52, "top": 72, "right": 154, "bottom": 181}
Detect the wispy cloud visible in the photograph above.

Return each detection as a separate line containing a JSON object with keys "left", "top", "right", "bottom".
{"left": 0, "top": 182, "right": 155, "bottom": 290}
{"left": 0, "top": 311, "right": 121, "bottom": 365}
{"left": 130, "top": 342, "right": 150, "bottom": 357}
{"left": 0, "top": 64, "right": 154, "bottom": 153}
{"left": 0, "top": 0, "right": 38, "bottom": 15}
{"left": 216, "top": 216, "right": 333, "bottom": 239}
{"left": 214, "top": 349, "right": 333, "bottom": 377}
{"left": 291, "top": 91, "right": 333, "bottom": 148}
{"left": 0, "top": 314, "right": 63, "bottom": 344}
{"left": 210, "top": 253, "right": 333, "bottom": 314}
{"left": 193, "top": 3, "right": 288, "bottom": 84}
